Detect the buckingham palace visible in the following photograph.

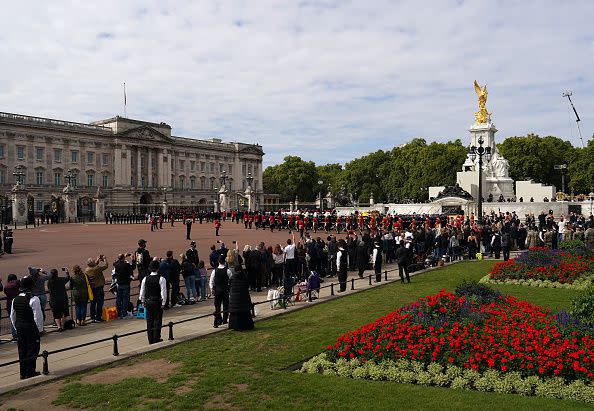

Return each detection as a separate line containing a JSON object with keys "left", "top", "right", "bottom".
{"left": 0, "top": 111, "right": 264, "bottom": 222}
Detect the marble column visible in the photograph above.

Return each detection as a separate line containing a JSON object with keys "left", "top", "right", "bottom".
{"left": 114, "top": 146, "right": 122, "bottom": 187}
{"left": 147, "top": 150, "right": 153, "bottom": 188}
{"left": 137, "top": 147, "right": 142, "bottom": 189}
{"left": 157, "top": 149, "right": 164, "bottom": 188}
{"left": 125, "top": 146, "right": 132, "bottom": 187}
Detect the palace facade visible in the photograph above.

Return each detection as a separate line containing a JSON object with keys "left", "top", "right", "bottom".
{"left": 0, "top": 111, "right": 264, "bottom": 217}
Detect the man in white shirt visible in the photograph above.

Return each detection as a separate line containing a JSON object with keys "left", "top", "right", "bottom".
{"left": 139, "top": 260, "right": 167, "bottom": 344}
{"left": 10, "top": 276, "right": 44, "bottom": 379}
{"left": 283, "top": 233, "right": 297, "bottom": 277}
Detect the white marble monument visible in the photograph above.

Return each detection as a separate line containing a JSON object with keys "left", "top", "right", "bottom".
{"left": 457, "top": 121, "right": 515, "bottom": 201}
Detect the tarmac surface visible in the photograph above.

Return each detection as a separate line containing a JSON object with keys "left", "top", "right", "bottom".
{"left": 0, "top": 220, "right": 303, "bottom": 281}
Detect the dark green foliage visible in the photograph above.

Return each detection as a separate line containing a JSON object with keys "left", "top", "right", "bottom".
{"left": 559, "top": 240, "right": 593, "bottom": 258}
{"left": 570, "top": 286, "right": 594, "bottom": 324}
{"left": 455, "top": 279, "right": 503, "bottom": 304}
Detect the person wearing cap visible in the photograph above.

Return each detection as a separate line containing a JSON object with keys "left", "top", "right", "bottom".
{"left": 186, "top": 241, "right": 199, "bottom": 266}
{"left": 185, "top": 218, "right": 193, "bottom": 240}
{"left": 139, "top": 260, "right": 167, "bottom": 344}
{"left": 10, "top": 276, "right": 44, "bottom": 379}
{"left": 135, "top": 239, "right": 151, "bottom": 290}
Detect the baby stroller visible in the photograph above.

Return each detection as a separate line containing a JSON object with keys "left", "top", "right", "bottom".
{"left": 279, "top": 275, "right": 295, "bottom": 308}
{"left": 306, "top": 271, "right": 320, "bottom": 301}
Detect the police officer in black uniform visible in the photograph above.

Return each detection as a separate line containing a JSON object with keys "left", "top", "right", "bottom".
{"left": 139, "top": 260, "right": 167, "bottom": 344}
{"left": 210, "top": 255, "right": 231, "bottom": 328}
{"left": 10, "top": 276, "right": 44, "bottom": 379}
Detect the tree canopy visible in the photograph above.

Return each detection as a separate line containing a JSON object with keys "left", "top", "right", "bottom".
{"left": 263, "top": 134, "right": 594, "bottom": 203}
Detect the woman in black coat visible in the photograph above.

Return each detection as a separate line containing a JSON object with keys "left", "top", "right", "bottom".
{"left": 228, "top": 265, "right": 254, "bottom": 331}
{"left": 355, "top": 241, "right": 369, "bottom": 279}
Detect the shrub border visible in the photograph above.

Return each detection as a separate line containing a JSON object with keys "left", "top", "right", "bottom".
{"left": 300, "top": 354, "right": 594, "bottom": 403}
{"left": 479, "top": 274, "right": 594, "bottom": 290}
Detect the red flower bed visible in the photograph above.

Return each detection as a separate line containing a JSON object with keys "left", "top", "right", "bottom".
{"left": 327, "top": 290, "right": 594, "bottom": 381}
{"left": 488, "top": 247, "right": 594, "bottom": 284}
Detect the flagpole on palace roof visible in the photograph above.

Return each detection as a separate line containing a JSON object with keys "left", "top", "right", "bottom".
{"left": 123, "top": 82, "right": 127, "bottom": 118}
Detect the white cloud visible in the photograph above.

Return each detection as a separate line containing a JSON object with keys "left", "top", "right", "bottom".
{"left": 1, "top": 0, "right": 593, "bottom": 166}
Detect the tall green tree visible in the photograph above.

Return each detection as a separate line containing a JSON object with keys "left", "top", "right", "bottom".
{"left": 263, "top": 156, "right": 319, "bottom": 201}
{"left": 497, "top": 134, "right": 576, "bottom": 190}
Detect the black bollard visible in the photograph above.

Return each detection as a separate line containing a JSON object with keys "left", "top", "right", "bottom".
{"left": 351, "top": 278, "right": 355, "bottom": 290}
{"left": 330, "top": 283, "right": 334, "bottom": 296}
{"left": 112, "top": 335, "right": 119, "bottom": 356}
{"left": 168, "top": 322, "right": 174, "bottom": 341}
{"left": 42, "top": 350, "right": 49, "bottom": 375}
{"left": 369, "top": 274, "right": 372, "bottom": 285}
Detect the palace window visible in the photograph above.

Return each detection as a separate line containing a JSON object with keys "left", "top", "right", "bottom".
{"left": 141, "top": 156, "right": 145, "bottom": 168}
{"left": 210, "top": 178, "right": 215, "bottom": 189}
{"left": 36, "top": 201, "right": 44, "bottom": 213}
{"left": 141, "top": 176, "right": 145, "bottom": 189}
{"left": 0, "top": 169, "right": 6, "bottom": 184}
{"left": 219, "top": 163, "right": 224, "bottom": 173}
{"left": 179, "top": 175, "right": 185, "bottom": 190}
{"left": 228, "top": 164, "right": 232, "bottom": 175}
{"left": 0, "top": 144, "right": 5, "bottom": 158}
{"left": 36, "top": 171, "right": 44, "bottom": 185}
{"left": 71, "top": 150, "right": 79, "bottom": 163}
{"left": 190, "top": 176, "right": 196, "bottom": 189}
{"left": 242, "top": 164, "right": 246, "bottom": 176}
{"left": 248, "top": 164, "right": 253, "bottom": 175}
{"left": 190, "top": 161, "right": 195, "bottom": 171}
{"left": 200, "top": 176, "right": 205, "bottom": 189}
{"left": 200, "top": 162, "right": 205, "bottom": 172}
{"left": 54, "top": 172, "right": 62, "bottom": 187}
{"left": 102, "top": 153, "right": 109, "bottom": 166}
{"left": 179, "top": 160, "right": 185, "bottom": 170}
{"left": 87, "top": 151, "right": 94, "bottom": 164}
{"left": 102, "top": 174, "right": 109, "bottom": 188}
{"left": 54, "top": 149, "right": 62, "bottom": 162}
{"left": 210, "top": 162, "right": 214, "bottom": 173}
{"left": 36, "top": 147, "right": 44, "bottom": 161}
{"left": 17, "top": 145, "right": 25, "bottom": 160}
{"left": 87, "top": 173, "right": 94, "bottom": 187}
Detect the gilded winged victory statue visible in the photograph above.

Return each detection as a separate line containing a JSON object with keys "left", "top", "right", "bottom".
{"left": 474, "top": 80, "right": 490, "bottom": 124}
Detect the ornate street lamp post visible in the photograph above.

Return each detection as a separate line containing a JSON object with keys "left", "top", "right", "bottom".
{"left": 246, "top": 172, "right": 253, "bottom": 190}
{"left": 469, "top": 136, "right": 491, "bottom": 223}
{"left": 13, "top": 165, "right": 25, "bottom": 187}
{"left": 220, "top": 170, "right": 228, "bottom": 188}
{"left": 317, "top": 179, "right": 323, "bottom": 210}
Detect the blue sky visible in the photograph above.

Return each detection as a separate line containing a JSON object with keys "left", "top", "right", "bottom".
{"left": 1, "top": 0, "right": 593, "bottom": 167}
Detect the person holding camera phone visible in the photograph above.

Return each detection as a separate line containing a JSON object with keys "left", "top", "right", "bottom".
{"left": 85, "top": 255, "right": 109, "bottom": 323}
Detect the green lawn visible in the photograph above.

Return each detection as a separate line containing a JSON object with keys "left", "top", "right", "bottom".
{"left": 9, "top": 261, "right": 594, "bottom": 410}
